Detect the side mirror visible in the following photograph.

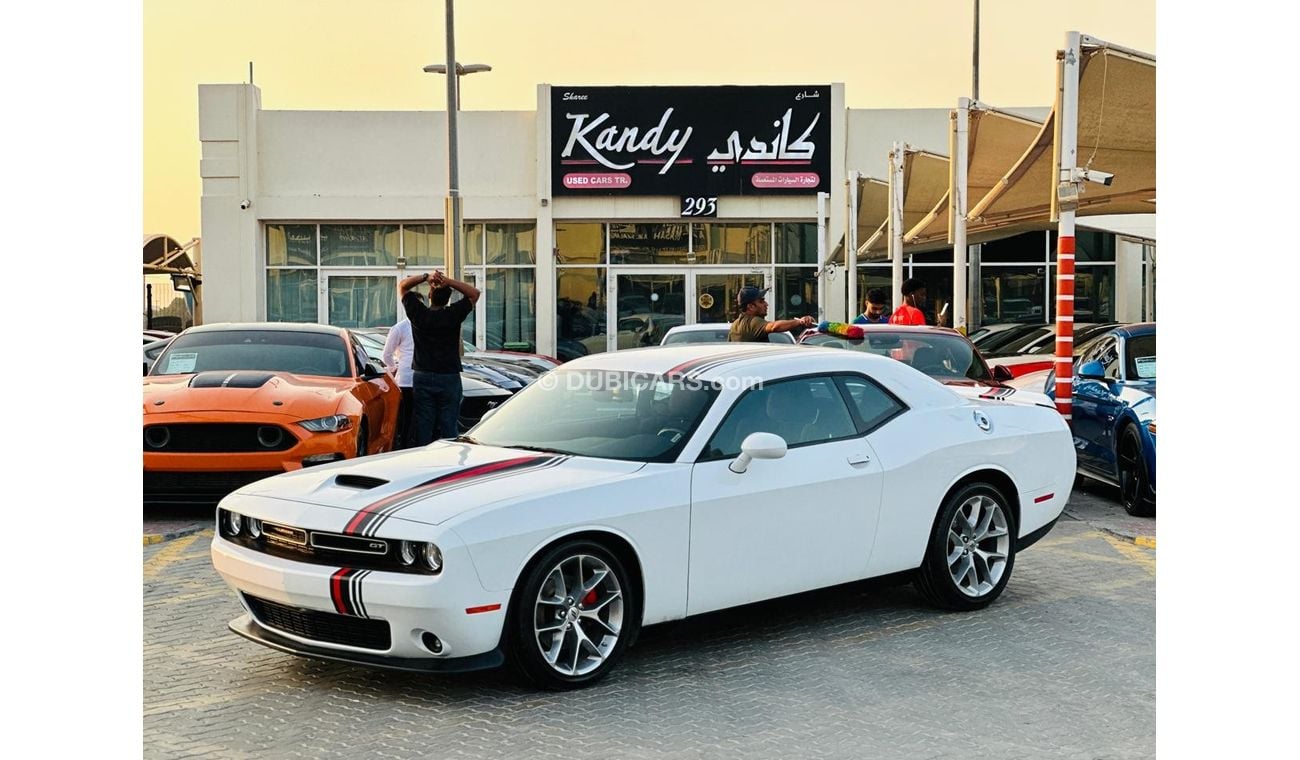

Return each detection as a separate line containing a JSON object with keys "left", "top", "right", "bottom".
{"left": 729, "top": 432, "right": 788, "bottom": 474}
{"left": 362, "top": 361, "right": 385, "bottom": 380}
{"left": 1077, "top": 360, "right": 1107, "bottom": 380}
{"left": 992, "top": 364, "right": 1015, "bottom": 382}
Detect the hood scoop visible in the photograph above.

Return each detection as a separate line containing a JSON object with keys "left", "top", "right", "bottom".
{"left": 334, "top": 474, "right": 390, "bottom": 490}
{"left": 189, "top": 371, "right": 277, "bottom": 389}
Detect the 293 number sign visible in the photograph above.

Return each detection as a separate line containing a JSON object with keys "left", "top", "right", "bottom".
{"left": 681, "top": 196, "right": 718, "bottom": 217}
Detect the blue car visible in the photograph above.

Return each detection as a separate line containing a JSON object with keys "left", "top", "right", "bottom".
{"left": 1043, "top": 323, "right": 1156, "bottom": 516}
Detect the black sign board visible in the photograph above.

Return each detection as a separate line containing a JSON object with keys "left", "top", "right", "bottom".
{"left": 552, "top": 85, "right": 831, "bottom": 197}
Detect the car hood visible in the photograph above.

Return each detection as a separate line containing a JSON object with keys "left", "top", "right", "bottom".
{"left": 233, "top": 442, "right": 646, "bottom": 527}
{"left": 143, "top": 371, "right": 355, "bottom": 416}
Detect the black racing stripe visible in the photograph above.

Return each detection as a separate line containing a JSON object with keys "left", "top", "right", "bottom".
{"left": 355, "top": 456, "right": 572, "bottom": 538}
{"left": 188, "top": 370, "right": 276, "bottom": 389}
{"left": 359, "top": 456, "right": 571, "bottom": 537}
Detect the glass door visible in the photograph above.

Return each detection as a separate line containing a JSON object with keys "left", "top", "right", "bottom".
{"left": 322, "top": 272, "right": 399, "bottom": 328}
{"left": 690, "top": 269, "right": 768, "bottom": 326}
{"left": 610, "top": 270, "right": 688, "bottom": 350}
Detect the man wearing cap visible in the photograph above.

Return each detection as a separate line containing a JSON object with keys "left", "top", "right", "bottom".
{"left": 889, "top": 277, "right": 930, "bottom": 326}
{"left": 728, "top": 285, "right": 816, "bottom": 342}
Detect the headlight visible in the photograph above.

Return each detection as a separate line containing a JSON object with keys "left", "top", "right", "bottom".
{"left": 298, "top": 414, "right": 353, "bottom": 433}
{"left": 247, "top": 518, "right": 262, "bottom": 538}
{"left": 423, "top": 543, "right": 443, "bottom": 573}
{"left": 399, "top": 540, "right": 417, "bottom": 566}
{"left": 227, "top": 510, "right": 242, "bottom": 536}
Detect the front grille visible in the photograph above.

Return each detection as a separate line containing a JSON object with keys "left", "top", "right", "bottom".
{"left": 143, "top": 423, "right": 297, "bottom": 453}
{"left": 144, "top": 471, "right": 280, "bottom": 505}
{"left": 218, "top": 510, "right": 438, "bottom": 575}
{"left": 244, "top": 594, "right": 391, "bottom": 650}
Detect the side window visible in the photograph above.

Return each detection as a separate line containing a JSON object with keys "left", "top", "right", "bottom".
{"left": 835, "top": 375, "right": 906, "bottom": 433}
{"left": 1081, "top": 336, "right": 1112, "bottom": 366}
{"left": 703, "top": 376, "right": 856, "bottom": 458}
{"left": 1098, "top": 339, "right": 1121, "bottom": 379}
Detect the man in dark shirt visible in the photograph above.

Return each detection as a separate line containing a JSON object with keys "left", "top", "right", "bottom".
{"left": 728, "top": 285, "right": 815, "bottom": 342}
{"left": 399, "top": 270, "right": 480, "bottom": 445}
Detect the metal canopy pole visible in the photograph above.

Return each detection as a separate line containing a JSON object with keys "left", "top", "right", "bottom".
{"left": 889, "top": 143, "right": 905, "bottom": 311}
{"left": 952, "top": 100, "right": 970, "bottom": 334}
{"left": 847, "top": 171, "right": 860, "bottom": 321}
{"left": 1053, "top": 32, "right": 1083, "bottom": 421}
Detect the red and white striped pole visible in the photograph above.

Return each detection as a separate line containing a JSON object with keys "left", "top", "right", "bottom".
{"left": 1054, "top": 31, "right": 1082, "bottom": 421}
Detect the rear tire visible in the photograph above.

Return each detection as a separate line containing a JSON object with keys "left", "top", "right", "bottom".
{"left": 915, "top": 483, "right": 1017, "bottom": 611}
{"left": 1117, "top": 426, "right": 1155, "bottom": 517}
{"left": 507, "top": 540, "right": 639, "bottom": 690}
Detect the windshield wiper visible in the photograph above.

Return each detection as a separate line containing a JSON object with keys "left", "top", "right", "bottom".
{"left": 506, "top": 444, "right": 573, "bottom": 456}
{"left": 451, "top": 435, "right": 480, "bottom": 445}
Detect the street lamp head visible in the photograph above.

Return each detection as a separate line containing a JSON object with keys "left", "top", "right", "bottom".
{"left": 423, "top": 63, "right": 492, "bottom": 75}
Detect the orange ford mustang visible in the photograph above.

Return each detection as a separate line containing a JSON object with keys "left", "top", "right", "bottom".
{"left": 144, "top": 323, "right": 400, "bottom": 505}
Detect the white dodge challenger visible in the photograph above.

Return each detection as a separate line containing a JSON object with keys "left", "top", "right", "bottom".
{"left": 212, "top": 343, "right": 1075, "bottom": 689}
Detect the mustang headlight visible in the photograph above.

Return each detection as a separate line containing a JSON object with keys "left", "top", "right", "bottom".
{"left": 298, "top": 414, "right": 353, "bottom": 433}
{"left": 423, "top": 543, "right": 443, "bottom": 573}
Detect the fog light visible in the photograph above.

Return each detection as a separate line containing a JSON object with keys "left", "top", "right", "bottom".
{"left": 247, "top": 518, "right": 262, "bottom": 538}
{"left": 302, "top": 453, "right": 345, "bottom": 466}
{"left": 399, "top": 541, "right": 416, "bottom": 566}
{"left": 423, "top": 543, "right": 443, "bottom": 573}
{"left": 421, "top": 632, "right": 443, "bottom": 654}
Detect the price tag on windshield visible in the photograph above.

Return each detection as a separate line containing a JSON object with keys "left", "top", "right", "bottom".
{"left": 1133, "top": 356, "right": 1156, "bottom": 379}
{"left": 165, "top": 352, "right": 198, "bottom": 374}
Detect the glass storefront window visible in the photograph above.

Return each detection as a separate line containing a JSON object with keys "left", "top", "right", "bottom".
{"left": 402, "top": 224, "right": 444, "bottom": 268}
{"left": 485, "top": 223, "right": 537, "bottom": 265}
{"left": 326, "top": 276, "right": 397, "bottom": 329}
{"left": 981, "top": 231, "right": 1049, "bottom": 263}
{"left": 910, "top": 250, "right": 953, "bottom": 264}
{"left": 1071, "top": 230, "right": 1117, "bottom": 262}
{"left": 556, "top": 268, "right": 606, "bottom": 360}
{"left": 1049, "top": 265, "right": 1116, "bottom": 324}
{"left": 486, "top": 268, "right": 536, "bottom": 352}
{"left": 609, "top": 223, "right": 691, "bottom": 265}
{"left": 555, "top": 223, "right": 605, "bottom": 264}
{"left": 910, "top": 266, "right": 953, "bottom": 326}
{"left": 464, "top": 224, "right": 484, "bottom": 266}
{"left": 267, "top": 224, "right": 317, "bottom": 267}
{"left": 266, "top": 269, "right": 318, "bottom": 323}
{"left": 773, "top": 268, "right": 818, "bottom": 321}
{"left": 775, "top": 223, "right": 817, "bottom": 264}
{"left": 696, "top": 223, "right": 770, "bottom": 265}
{"left": 982, "top": 265, "right": 1047, "bottom": 325}
{"left": 320, "top": 225, "right": 399, "bottom": 267}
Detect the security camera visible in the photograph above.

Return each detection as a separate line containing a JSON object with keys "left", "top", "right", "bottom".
{"left": 239, "top": 199, "right": 252, "bottom": 210}
{"left": 1077, "top": 168, "right": 1114, "bottom": 187}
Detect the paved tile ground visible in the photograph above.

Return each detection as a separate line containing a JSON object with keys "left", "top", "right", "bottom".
{"left": 144, "top": 515, "right": 1155, "bottom": 759}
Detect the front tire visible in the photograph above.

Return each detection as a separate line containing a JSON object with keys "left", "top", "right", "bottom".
{"left": 1117, "top": 426, "right": 1155, "bottom": 517}
{"left": 508, "top": 540, "right": 639, "bottom": 690}
{"left": 915, "top": 483, "right": 1017, "bottom": 611}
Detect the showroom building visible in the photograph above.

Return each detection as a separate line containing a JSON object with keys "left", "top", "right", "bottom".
{"left": 198, "top": 82, "right": 1154, "bottom": 359}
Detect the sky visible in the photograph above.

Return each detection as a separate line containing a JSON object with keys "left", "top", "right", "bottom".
{"left": 144, "top": 0, "right": 1155, "bottom": 242}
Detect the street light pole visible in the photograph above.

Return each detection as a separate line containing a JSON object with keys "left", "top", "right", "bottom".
{"left": 421, "top": 0, "right": 490, "bottom": 285}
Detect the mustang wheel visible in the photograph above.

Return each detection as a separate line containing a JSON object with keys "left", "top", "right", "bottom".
{"left": 509, "top": 540, "right": 638, "bottom": 690}
{"left": 1118, "top": 426, "right": 1154, "bottom": 517}
{"left": 915, "top": 483, "right": 1016, "bottom": 611}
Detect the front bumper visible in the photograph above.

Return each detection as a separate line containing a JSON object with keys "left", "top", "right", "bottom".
{"left": 212, "top": 535, "right": 510, "bottom": 667}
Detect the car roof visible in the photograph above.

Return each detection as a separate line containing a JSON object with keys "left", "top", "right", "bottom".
{"left": 1113, "top": 322, "right": 1156, "bottom": 338}
{"left": 180, "top": 322, "right": 349, "bottom": 338}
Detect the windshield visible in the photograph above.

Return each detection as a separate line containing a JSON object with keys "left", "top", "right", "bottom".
{"left": 972, "top": 324, "right": 1045, "bottom": 352}
{"left": 151, "top": 330, "right": 352, "bottom": 378}
{"left": 468, "top": 369, "right": 719, "bottom": 462}
{"left": 803, "top": 331, "right": 991, "bottom": 381}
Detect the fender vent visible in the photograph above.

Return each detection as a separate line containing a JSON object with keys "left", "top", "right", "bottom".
{"left": 334, "top": 474, "right": 389, "bottom": 490}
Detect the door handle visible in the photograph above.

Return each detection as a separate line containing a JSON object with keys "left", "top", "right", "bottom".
{"left": 847, "top": 453, "right": 871, "bottom": 466}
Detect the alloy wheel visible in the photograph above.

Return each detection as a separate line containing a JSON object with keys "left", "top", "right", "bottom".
{"left": 945, "top": 494, "right": 1011, "bottom": 598}
{"left": 533, "top": 554, "right": 624, "bottom": 677}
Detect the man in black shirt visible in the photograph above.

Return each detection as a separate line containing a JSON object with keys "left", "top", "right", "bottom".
{"left": 399, "top": 270, "right": 480, "bottom": 445}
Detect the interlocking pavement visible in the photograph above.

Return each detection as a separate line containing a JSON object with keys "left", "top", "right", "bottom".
{"left": 144, "top": 516, "right": 1155, "bottom": 759}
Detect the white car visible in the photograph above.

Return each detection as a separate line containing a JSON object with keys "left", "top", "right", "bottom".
{"left": 212, "top": 343, "right": 1075, "bottom": 689}
{"left": 660, "top": 322, "right": 796, "bottom": 345}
